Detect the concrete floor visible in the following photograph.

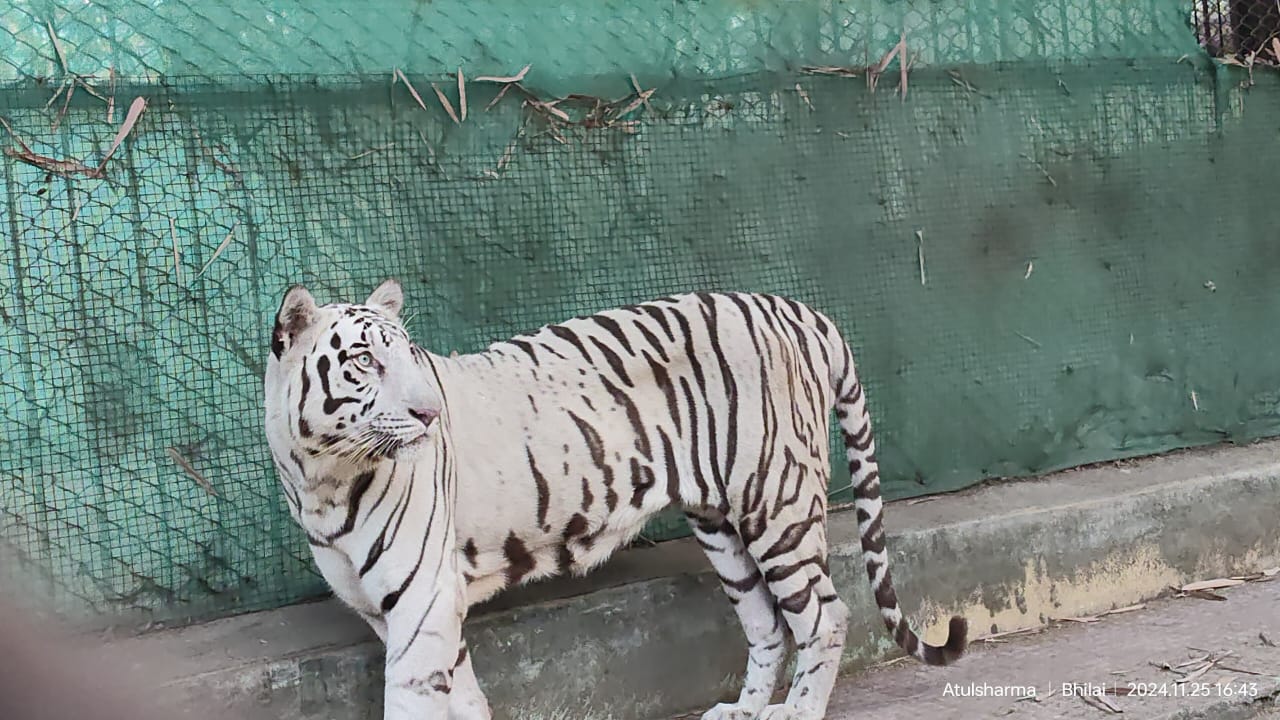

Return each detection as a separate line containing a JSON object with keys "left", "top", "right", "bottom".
{"left": 821, "top": 577, "right": 1279, "bottom": 720}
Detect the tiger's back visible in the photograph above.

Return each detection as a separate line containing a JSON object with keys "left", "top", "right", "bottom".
{"left": 442, "top": 292, "right": 849, "bottom": 604}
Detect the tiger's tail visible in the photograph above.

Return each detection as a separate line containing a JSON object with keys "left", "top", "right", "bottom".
{"left": 832, "top": 340, "right": 967, "bottom": 666}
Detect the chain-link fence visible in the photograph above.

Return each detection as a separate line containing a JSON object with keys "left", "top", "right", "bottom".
{"left": 2, "top": 1, "right": 1279, "bottom": 625}
{"left": 1194, "top": 0, "right": 1280, "bottom": 62}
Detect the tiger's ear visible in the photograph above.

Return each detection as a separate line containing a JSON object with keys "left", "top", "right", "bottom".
{"left": 272, "top": 284, "right": 317, "bottom": 359}
{"left": 365, "top": 278, "right": 403, "bottom": 319}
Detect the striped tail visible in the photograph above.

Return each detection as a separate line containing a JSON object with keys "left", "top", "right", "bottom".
{"left": 833, "top": 348, "right": 967, "bottom": 666}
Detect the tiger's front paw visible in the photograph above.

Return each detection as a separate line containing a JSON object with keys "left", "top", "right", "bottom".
{"left": 757, "top": 704, "right": 820, "bottom": 720}
{"left": 448, "top": 685, "right": 491, "bottom": 720}
{"left": 701, "top": 702, "right": 764, "bottom": 720}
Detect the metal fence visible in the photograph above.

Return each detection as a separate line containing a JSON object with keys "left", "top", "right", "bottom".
{"left": 2, "top": 1, "right": 1277, "bottom": 625}
{"left": 1194, "top": 0, "right": 1280, "bottom": 62}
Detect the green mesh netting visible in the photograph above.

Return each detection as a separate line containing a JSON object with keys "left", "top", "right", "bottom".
{"left": 3, "top": 1, "right": 1279, "bottom": 624}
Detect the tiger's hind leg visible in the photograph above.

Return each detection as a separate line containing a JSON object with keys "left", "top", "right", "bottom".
{"left": 744, "top": 498, "right": 849, "bottom": 720}
{"left": 687, "top": 509, "right": 792, "bottom": 720}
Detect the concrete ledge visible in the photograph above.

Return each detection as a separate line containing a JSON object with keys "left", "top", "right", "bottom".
{"left": 106, "top": 440, "right": 1280, "bottom": 720}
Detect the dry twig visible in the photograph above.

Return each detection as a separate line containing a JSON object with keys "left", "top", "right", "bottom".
{"left": 868, "top": 34, "right": 906, "bottom": 94}
{"left": 196, "top": 223, "right": 239, "bottom": 278}
{"left": 1, "top": 116, "right": 101, "bottom": 177}
{"left": 1015, "top": 332, "right": 1042, "bottom": 348}
{"left": 630, "top": 74, "right": 655, "bottom": 113}
{"left": 166, "top": 447, "right": 217, "bottom": 496}
{"left": 1020, "top": 152, "right": 1057, "bottom": 187}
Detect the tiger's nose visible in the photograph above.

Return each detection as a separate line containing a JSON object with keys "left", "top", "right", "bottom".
{"left": 408, "top": 407, "right": 437, "bottom": 428}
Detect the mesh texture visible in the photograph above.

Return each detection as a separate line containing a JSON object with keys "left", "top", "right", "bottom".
{"left": 2, "top": 2, "right": 1278, "bottom": 624}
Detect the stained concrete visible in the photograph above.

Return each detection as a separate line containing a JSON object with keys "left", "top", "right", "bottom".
{"left": 91, "top": 440, "right": 1280, "bottom": 720}
{"left": 825, "top": 578, "right": 1280, "bottom": 720}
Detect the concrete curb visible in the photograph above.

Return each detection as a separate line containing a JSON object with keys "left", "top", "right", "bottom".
{"left": 110, "top": 441, "right": 1280, "bottom": 720}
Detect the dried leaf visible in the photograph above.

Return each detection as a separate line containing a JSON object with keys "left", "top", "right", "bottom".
{"left": 495, "top": 138, "right": 518, "bottom": 171}
{"left": 485, "top": 82, "right": 519, "bottom": 111}
{"left": 44, "top": 81, "right": 68, "bottom": 111}
{"left": 107, "top": 66, "right": 116, "bottom": 123}
{"left": 1056, "top": 616, "right": 1100, "bottom": 624}
{"left": 52, "top": 82, "right": 74, "bottom": 131}
{"left": 1181, "top": 578, "right": 1245, "bottom": 592}
{"left": 899, "top": 32, "right": 909, "bottom": 100}
{"left": 170, "top": 218, "right": 182, "bottom": 285}
{"left": 347, "top": 144, "right": 396, "bottom": 161}
{"left": 1079, "top": 693, "right": 1122, "bottom": 714}
{"left": 1185, "top": 589, "right": 1228, "bottom": 601}
{"left": 1176, "top": 662, "right": 1213, "bottom": 684}
{"left": 457, "top": 68, "right": 467, "bottom": 122}
{"left": 795, "top": 84, "right": 814, "bottom": 111}
{"left": 915, "top": 229, "right": 925, "bottom": 286}
{"left": 979, "top": 626, "right": 1045, "bottom": 642}
{"left": 873, "top": 654, "right": 913, "bottom": 669}
{"left": 1262, "top": 567, "right": 1279, "bottom": 577}
{"left": 196, "top": 222, "right": 239, "bottom": 278}
{"left": 46, "top": 21, "right": 68, "bottom": 74}
{"left": 1217, "top": 664, "right": 1271, "bottom": 677}
{"left": 873, "top": 40, "right": 904, "bottom": 74}
{"left": 98, "top": 96, "right": 147, "bottom": 173}
{"left": 394, "top": 69, "right": 429, "bottom": 111}
{"left": 1100, "top": 604, "right": 1146, "bottom": 617}
{"left": 801, "top": 65, "right": 860, "bottom": 78}
{"left": 74, "top": 77, "right": 107, "bottom": 103}
{"left": 615, "top": 88, "right": 655, "bottom": 119}
{"left": 431, "top": 83, "right": 461, "bottom": 125}
{"left": 527, "top": 99, "right": 570, "bottom": 122}
{"left": 1173, "top": 653, "right": 1212, "bottom": 669}
{"left": 166, "top": 447, "right": 217, "bottom": 496}
{"left": 474, "top": 65, "right": 531, "bottom": 84}
{"left": 1261, "top": 632, "right": 1276, "bottom": 648}
{"left": 629, "top": 74, "right": 655, "bottom": 113}
{"left": 1230, "top": 573, "right": 1266, "bottom": 582}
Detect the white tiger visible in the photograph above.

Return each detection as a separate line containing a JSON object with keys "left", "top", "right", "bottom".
{"left": 263, "top": 279, "right": 966, "bottom": 720}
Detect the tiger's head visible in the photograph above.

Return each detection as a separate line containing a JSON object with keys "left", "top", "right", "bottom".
{"left": 263, "top": 278, "right": 444, "bottom": 467}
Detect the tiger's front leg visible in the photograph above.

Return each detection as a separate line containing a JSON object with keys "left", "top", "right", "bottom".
{"left": 378, "top": 554, "right": 477, "bottom": 720}
{"left": 448, "top": 641, "right": 492, "bottom": 720}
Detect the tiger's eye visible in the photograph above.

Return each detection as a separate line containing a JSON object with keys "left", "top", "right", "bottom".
{"left": 356, "top": 353, "right": 374, "bottom": 367}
